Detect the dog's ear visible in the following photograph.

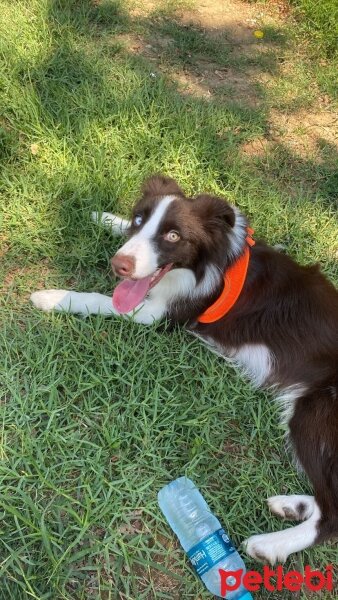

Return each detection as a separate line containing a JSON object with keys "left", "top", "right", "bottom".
{"left": 193, "top": 194, "right": 235, "bottom": 228}
{"left": 141, "top": 174, "right": 184, "bottom": 198}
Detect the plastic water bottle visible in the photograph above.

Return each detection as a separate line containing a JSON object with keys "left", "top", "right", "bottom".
{"left": 158, "top": 477, "right": 253, "bottom": 599}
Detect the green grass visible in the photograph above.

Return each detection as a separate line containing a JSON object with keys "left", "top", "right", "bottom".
{"left": 291, "top": 0, "right": 338, "bottom": 58}
{"left": 1, "top": 0, "right": 337, "bottom": 598}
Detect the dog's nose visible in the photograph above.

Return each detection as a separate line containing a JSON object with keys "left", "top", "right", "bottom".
{"left": 111, "top": 254, "right": 135, "bottom": 277}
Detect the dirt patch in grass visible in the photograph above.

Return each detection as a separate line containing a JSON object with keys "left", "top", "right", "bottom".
{"left": 0, "top": 235, "right": 9, "bottom": 259}
{"left": 241, "top": 136, "right": 270, "bottom": 157}
{"left": 133, "top": 533, "right": 186, "bottom": 599}
{"left": 177, "top": 0, "right": 284, "bottom": 32}
{"left": 268, "top": 108, "right": 338, "bottom": 159}
{"left": 171, "top": 66, "right": 261, "bottom": 104}
{"left": 1, "top": 260, "right": 53, "bottom": 299}
{"left": 127, "top": 0, "right": 337, "bottom": 159}
{"left": 240, "top": 109, "right": 338, "bottom": 159}
{"left": 118, "top": 0, "right": 277, "bottom": 106}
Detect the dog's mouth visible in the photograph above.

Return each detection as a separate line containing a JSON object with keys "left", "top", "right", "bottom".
{"left": 112, "top": 263, "right": 173, "bottom": 314}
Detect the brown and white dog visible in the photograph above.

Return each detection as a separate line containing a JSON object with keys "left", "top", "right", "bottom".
{"left": 31, "top": 175, "right": 338, "bottom": 564}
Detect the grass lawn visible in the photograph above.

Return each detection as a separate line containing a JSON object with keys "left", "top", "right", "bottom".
{"left": 0, "top": 0, "right": 337, "bottom": 598}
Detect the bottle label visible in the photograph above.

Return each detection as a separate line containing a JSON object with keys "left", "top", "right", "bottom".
{"left": 187, "top": 528, "right": 236, "bottom": 577}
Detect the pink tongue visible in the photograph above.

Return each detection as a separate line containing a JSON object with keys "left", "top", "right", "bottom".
{"left": 112, "top": 276, "right": 153, "bottom": 314}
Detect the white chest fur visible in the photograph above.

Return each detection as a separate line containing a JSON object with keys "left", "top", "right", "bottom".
{"left": 190, "top": 333, "right": 274, "bottom": 388}
{"left": 230, "top": 343, "right": 274, "bottom": 387}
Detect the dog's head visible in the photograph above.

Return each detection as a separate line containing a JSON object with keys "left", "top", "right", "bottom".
{"left": 111, "top": 175, "right": 247, "bottom": 312}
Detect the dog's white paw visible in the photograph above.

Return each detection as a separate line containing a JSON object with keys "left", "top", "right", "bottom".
{"left": 91, "top": 211, "right": 100, "bottom": 225}
{"left": 30, "top": 289, "right": 71, "bottom": 312}
{"left": 91, "top": 211, "right": 130, "bottom": 236}
{"left": 244, "top": 532, "right": 289, "bottom": 565}
{"left": 91, "top": 211, "right": 115, "bottom": 227}
{"left": 267, "top": 495, "right": 314, "bottom": 521}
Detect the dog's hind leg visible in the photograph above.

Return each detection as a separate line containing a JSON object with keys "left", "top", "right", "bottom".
{"left": 245, "top": 384, "right": 338, "bottom": 564}
{"left": 244, "top": 501, "right": 322, "bottom": 564}
{"left": 91, "top": 212, "right": 130, "bottom": 236}
{"left": 289, "top": 385, "right": 338, "bottom": 549}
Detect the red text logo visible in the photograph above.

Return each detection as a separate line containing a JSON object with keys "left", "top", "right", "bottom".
{"left": 219, "top": 565, "right": 333, "bottom": 596}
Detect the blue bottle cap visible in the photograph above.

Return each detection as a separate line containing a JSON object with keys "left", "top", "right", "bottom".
{"left": 239, "top": 593, "right": 254, "bottom": 600}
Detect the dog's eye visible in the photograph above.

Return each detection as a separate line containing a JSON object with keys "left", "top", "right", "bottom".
{"left": 133, "top": 214, "right": 143, "bottom": 227}
{"left": 164, "top": 230, "right": 180, "bottom": 243}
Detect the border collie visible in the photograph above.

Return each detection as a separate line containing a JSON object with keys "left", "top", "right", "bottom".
{"left": 31, "top": 175, "right": 338, "bottom": 565}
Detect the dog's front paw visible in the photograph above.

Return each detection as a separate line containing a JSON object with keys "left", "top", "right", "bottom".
{"left": 30, "top": 289, "right": 71, "bottom": 312}
{"left": 91, "top": 211, "right": 103, "bottom": 225}
{"left": 91, "top": 211, "right": 130, "bottom": 236}
{"left": 244, "top": 532, "right": 288, "bottom": 565}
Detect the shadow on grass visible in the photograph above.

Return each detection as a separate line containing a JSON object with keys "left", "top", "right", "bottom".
{"left": 18, "top": 0, "right": 334, "bottom": 286}
{"left": 31, "top": 0, "right": 338, "bottom": 191}
{"left": 2, "top": 0, "right": 336, "bottom": 286}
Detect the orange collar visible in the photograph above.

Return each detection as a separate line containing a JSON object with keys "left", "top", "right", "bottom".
{"left": 197, "top": 227, "right": 255, "bottom": 324}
